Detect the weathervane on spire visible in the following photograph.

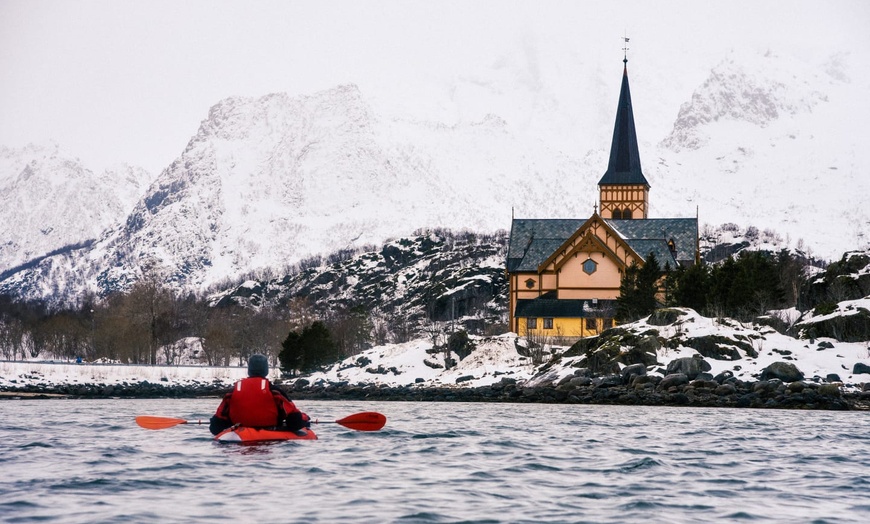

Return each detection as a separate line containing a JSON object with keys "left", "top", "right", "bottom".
{"left": 622, "top": 33, "right": 630, "bottom": 64}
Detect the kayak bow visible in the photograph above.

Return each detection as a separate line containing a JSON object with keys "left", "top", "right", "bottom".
{"left": 214, "top": 425, "right": 318, "bottom": 443}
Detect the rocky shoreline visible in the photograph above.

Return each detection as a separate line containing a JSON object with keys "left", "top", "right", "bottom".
{"left": 3, "top": 373, "right": 870, "bottom": 411}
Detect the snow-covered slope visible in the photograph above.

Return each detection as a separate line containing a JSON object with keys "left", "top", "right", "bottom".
{"left": 299, "top": 309, "right": 870, "bottom": 391}
{"left": 1, "top": 48, "right": 867, "bottom": 303}
{"left": 654, "top": 51, "right": 870, "bottom": 258}
{"left": 0, "top": 143, "right": 152, "bottom": 274}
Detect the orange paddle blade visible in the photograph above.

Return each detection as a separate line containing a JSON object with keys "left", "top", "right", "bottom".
{"left": 335, "top": 412, "right": 386, "bottom": 431}
{"left": 136, "top": 416, "right": 189, "bottom": 430}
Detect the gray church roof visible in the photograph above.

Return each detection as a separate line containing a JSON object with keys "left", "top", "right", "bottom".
{"left": 607, "top": 218, "right": 698, "bottom": 266}
{"left": 506, "top": 218, "right": 585, "bottom": 272}
{"left": 506, "top": 217, "right": 697, "bottom": 273}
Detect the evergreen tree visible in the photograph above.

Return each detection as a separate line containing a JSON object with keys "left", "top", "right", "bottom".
{"left": 669, "top": 262, "right": 711, "bottom": 313}
{"left": 616, "top": 253, "right": 662, "bottom": 322}
{"left": 731, "top": 250, "right": 785, "bottom": 319}
{"left": 300, "top": 321, "right": 338, "bottom": 371}
{"left": 708, "top": 256, "right": 739, "bottom": 316}
{"left": 279, "top": 321, "right": 339, "bottom": 375}
{"left": 703, "top": 251, "right": 787, "bottom": 320}
{"left": 279, "top": 331, "right": 303, "bottom": 376}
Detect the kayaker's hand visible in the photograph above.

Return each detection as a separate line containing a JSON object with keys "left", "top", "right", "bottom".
{"left": 285, "top": 411, "right": 309, "bottom": 430}
{"left": 209, "top": 415, "right": 232, "bottom": 436}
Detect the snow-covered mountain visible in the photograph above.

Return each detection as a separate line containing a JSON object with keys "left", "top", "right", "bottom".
{"left": 654, "top": 50, "right": 869, "bottom": 258}
{"left": 0, "top": 143, "right": 152, "bottom": 276}
{"left": 0, "top": 48, "right": 867, "bottom": 304}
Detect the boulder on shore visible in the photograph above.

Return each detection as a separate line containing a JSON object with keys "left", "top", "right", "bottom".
{"left": 760, "top": 361, "right": 804, "bottom": 383}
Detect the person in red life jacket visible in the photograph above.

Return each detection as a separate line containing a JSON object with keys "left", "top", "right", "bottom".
{"left": 209, "top": 354, "right": 310, "bottom": 435}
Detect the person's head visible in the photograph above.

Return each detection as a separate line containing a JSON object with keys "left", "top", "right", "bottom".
{"left": 247, "top": 354, "right": 269, "bottom": 378}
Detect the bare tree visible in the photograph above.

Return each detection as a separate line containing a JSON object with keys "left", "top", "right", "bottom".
{"left": 201, "top": 309, "right": 235, "bottom": 366}
{"left": 125, "top": 277, "right": 175, "bottom": 364}
{"left": 525, "top": 328, "right": 552, "bottom": 365}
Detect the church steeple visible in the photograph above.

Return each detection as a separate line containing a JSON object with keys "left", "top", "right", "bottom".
{"left": 598, "top": 57, "right": 650, "bottom": 220}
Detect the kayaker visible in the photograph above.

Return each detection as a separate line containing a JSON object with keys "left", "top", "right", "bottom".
{"left": 209, "top": 354, "right": 310, "bottom": 435}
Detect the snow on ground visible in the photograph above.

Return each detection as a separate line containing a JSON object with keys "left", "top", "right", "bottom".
{"left": 2, "top": 309, "right": 869, "bottom": 392}
{"left": 0, "top": 360, "right": 249, "bottom": 390}
{"left": 309, "top": 309, "right": 870, "bottom": 390}
{"left": 643, "top": 310, "right": 870, "bottom": 385}
{"left": 309, "top": 333, "right": 539, "bottom": 388}
{"left": 797, "top": 297, "right": 870, "bottom": 325}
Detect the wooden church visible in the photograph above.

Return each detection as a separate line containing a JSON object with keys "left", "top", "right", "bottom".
{"left": 506, "top": 58, "right": 699, "bottom": 340}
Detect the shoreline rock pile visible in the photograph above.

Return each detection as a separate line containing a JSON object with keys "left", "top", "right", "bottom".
{"left": 4, "top": 374, "right": 869, "bottom": 411}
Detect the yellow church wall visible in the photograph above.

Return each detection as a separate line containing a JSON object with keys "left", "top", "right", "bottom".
{"left": 517, "top": 316, "right": 617, "bottom": 340}
{"left": 558, "top": 289, "right": 618, "bottom": 300}
{"left": 541, "top": 273, "right": 558, "bottom": 289}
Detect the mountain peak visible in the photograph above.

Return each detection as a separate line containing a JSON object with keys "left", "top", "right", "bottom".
{"left": 662, "top": 51, "right": 835, "bottom": 151}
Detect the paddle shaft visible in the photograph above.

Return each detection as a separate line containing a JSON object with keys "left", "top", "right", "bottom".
{"left": 136, "top": 411, "right": 386, "bottom": 432}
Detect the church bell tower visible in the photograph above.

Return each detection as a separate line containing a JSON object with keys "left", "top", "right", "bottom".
{"left": 598, "top": 57, "right": 650, "bottom": 220}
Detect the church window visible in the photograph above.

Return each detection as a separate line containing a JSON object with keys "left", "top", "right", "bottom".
{"left": 527, "top": 318, "right": 537, "bottom": 330}
{"left": 524, "top": 278, "right": 535, "bottom": 289}
{"left": 612, "top": 209, "right": 623, "bottom": 219}
{"left": 543, "top": 318, "right": 553, "bottom": 329}
{"left": 623, "top": 209, "right": 632, "bottom": 219}
{"left": 582, "top": 258, "right": 597, "bottom": 275}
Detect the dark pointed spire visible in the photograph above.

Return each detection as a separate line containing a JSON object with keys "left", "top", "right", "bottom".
{"left": 598, "top": 60, "right": 649, "bottom": 187}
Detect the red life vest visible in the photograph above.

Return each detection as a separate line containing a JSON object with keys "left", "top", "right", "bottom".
{"left": 228, "top": 377, "right": 279, "bottom": 427}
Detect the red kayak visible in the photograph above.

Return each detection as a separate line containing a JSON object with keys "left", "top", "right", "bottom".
{"left": 214, "top": 426, "right": 318, "bottom": 443}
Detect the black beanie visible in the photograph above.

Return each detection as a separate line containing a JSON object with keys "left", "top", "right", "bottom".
{"left": 247, "top": 354, "right": 269, "bottom": 377}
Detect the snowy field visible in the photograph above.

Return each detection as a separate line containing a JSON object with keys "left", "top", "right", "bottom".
{"left": 0, "top": 360, "right": 249, "bottom": 390}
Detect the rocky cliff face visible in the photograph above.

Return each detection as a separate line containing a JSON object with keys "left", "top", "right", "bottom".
{"left": 209, "top": 229, "right": 509, "bottom": 337}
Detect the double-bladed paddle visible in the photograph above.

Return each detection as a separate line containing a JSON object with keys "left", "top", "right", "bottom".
{"left": 135, "top": 411, "right": 387, "bottom": 432}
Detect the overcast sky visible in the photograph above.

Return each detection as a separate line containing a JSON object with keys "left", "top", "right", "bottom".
{"left": 1, "top": 0, "right": 867, "bottom": 174}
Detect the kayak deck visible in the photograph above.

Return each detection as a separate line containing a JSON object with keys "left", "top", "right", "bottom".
{"left": 215, "top": 426, "right": 318, "bottom": 443}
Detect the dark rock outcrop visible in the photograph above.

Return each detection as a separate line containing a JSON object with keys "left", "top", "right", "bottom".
{"left": 666, "top": 356, "right": 711, "bottom": 380}
{"left": 760, "top": 361, "right": 804, "bottom": 382}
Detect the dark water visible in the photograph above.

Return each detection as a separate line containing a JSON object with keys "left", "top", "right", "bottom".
{"left": 0, "top": 399, "right": 868, "bottom": 523}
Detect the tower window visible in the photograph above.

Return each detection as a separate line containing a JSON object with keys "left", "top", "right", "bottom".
{"left": 582, "top": 258, "right": 598, "bottom": 275}
{"left": 623, "top": 209, "right": 632, "bottom": 219}
{"left": 612, "top": 209, "right": 622, "bottom": 219}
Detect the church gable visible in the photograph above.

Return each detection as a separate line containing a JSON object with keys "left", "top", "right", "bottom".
{"left": 539, "top": 214, "right": 640, "bottom": 273}
{"left": 557, "top": 247, "right": 623, "bottom": 294}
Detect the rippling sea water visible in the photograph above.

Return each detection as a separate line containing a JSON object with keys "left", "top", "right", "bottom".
{"left": 1, "top": 398, "right": 868, "bottom": 523}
